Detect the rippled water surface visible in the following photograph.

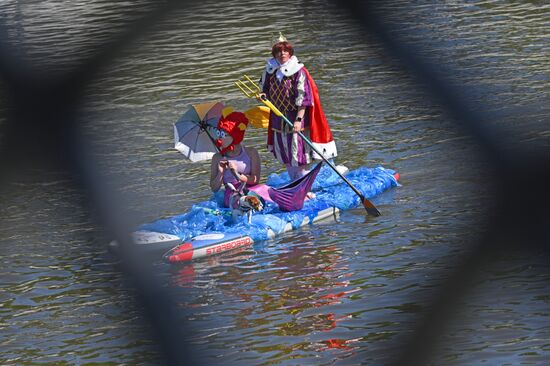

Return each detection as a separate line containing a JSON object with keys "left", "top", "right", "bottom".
{"left": 1, "top": 1, "right": 549, "bottom": 365}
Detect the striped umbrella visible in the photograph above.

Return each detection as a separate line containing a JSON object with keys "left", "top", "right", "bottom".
{"left": 173, "top": 101, "right": 224, "bottom": 162}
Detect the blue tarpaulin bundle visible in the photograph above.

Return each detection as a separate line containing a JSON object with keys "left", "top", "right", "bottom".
{"left": 139, "top": 165, "right": 399, "bottom": 243}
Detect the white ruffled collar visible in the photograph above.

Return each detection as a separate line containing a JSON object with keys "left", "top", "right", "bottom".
{"left": 265, "top": 55, "right": 304, "bottom": 81}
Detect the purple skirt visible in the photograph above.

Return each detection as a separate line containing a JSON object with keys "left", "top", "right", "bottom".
{"left": 269, "top": 111, "right": 311, "bottom": 167}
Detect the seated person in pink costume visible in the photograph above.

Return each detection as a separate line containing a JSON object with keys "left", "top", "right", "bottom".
{"left": 210, "top": 112, "right": 321, "bottom": 212}
{"left": 210, "top": 111, "right": 261, "bottom": 208}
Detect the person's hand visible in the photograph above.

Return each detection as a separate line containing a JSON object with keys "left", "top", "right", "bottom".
{"left": 218, "top": 160, "right": 229, "bottom": 174}
{"left": 227, "top": 161, "right": 238, "bottom": 171}
{"left": 293, "top": 121, "right": 302, "bottom": 132}
{"left": 224, "top": 161, "right": 242, "bottom": 179}
{"left": 222, "top": 161, "right": 246, "bottom": 183}
{"left": 238, "top": 173, "right": 248, "bottom": 184}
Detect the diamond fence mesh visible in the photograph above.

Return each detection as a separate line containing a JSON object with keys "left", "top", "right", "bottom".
{"left": 1, "top": 1, "right": 548, "bottom": 365}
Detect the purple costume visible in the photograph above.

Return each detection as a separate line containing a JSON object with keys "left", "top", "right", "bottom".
{"left": 247, "top": 162, "right": 322, "bottom": 212}
{"left": 220, "top": 145, "right": 322, "bottom": 212}
{"left": 222, "top": 146, "right": 251, "bottom": 208}
{"left": 261, "top": 67, "right": 314, "bottom": 168}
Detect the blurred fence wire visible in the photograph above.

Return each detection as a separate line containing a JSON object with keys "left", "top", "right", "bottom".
{"left": 0, "top": 1, "right": 197, "bottom": 364}
{"left": 336, "top": 1, "right": 550, "bottom": 365}
{"left": 1, "top": 0, "right": 548, "bottom": 365}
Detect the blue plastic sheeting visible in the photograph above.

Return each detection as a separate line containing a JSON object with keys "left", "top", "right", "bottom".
{"left": 138, "top": 166, "right": 399, "bottom": 243}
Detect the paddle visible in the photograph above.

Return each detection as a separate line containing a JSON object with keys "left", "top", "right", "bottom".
{"left": 235, "top": 75, "right": 381, "bottom": 216}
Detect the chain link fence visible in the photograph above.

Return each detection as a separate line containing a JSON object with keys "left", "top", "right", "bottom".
{"left": 1, "top": 1, "right": 548, "bottom": 364}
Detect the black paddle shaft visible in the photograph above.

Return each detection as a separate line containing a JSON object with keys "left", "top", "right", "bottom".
{"left": 270, "top": 100, "right": 381, "bottom": 216}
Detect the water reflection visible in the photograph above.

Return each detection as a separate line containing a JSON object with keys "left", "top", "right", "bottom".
{"left": 1, "top": 0, "right": 549, "bottom": 364}
{"left": 169, "top": 248, "right": 255, "bottom": 288}
{"left": 168, "top": 232, "right": 381, "bottom": 361}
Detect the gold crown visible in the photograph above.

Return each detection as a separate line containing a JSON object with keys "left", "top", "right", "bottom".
{"left": 272, "top": 32, "right": 287, "bottom": 45}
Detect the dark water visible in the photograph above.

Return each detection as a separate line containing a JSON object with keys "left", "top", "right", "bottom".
{"left": 1, "top": 1, "right": 549, "bottom": 364}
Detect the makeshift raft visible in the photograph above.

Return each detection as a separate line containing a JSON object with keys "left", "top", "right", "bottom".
{"left": 128, "top": 164, "right": 399, "bottom": 263}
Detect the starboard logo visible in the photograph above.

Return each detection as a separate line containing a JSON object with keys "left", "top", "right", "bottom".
{"left": 206, "top": 237, "right": 253, "bottom": 255}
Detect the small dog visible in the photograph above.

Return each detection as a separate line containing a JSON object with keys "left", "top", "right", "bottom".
{"left": 226, "top": 182, "right": 264, "bottom": 223}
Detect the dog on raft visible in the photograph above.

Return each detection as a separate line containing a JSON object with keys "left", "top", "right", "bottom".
{"left": 225, "top": 182, "right": 264, "bottom": 224}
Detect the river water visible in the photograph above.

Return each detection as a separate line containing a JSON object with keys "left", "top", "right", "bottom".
{"left": 1, "top": 1, "right": 549, "bottom": 365}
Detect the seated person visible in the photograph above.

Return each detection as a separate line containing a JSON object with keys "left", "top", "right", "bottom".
{"left": 210, "top": 111, "right": 261, "bottom": 208}
{"left": 210, "top": 109, "right": 321, "bottom": 212}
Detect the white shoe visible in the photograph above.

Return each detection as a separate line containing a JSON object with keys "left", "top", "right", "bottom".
{"left": 335, "top": 165, "right": 349, "bottom": 176}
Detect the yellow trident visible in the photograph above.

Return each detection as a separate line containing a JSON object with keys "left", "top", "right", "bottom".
{"left": 234, "top": 75, "right": 260, "bottom": 98}
{"left": 235, "top": 75, "right": 284, "bottom": 118}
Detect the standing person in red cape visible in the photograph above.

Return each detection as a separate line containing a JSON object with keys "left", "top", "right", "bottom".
{"left": 259, "top": 33, "right": 337, "bottom": 182}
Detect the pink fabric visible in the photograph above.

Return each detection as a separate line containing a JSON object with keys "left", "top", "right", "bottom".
{"left": 247, "top": 184, "right": 274, "bottom": 202}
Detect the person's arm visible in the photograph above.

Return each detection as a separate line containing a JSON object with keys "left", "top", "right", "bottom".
{"left": 245, "top": 147, "right": 261, "bottom": 185}
{"left": 257, "top": 71, "right": 269, "bottom": 102}
{"left": 210, "top": 154, "right": 225, "bottom": 192}
{"left": 294, "top": 70, "right": 309, "bottom": 132}
{"left": 293, "top": 106, "right": 306, "bottom": 132}
{"left": 259, "top": 70, "right": 268, "bottom": 93}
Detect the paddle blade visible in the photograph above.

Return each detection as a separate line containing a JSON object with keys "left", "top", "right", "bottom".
{"left": 244, "top": 105, "right": 270, "bottom": 129}
{"left": 362, "top": 196, "right": 381, "bottom": 216}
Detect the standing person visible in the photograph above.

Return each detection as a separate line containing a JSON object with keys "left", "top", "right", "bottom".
{"left": 259, "top": 33, "right": 337, "bottom": 181}
{"left": 210, "top": 111, "right": 261, "bottom": 208}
